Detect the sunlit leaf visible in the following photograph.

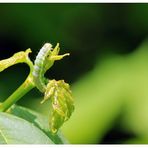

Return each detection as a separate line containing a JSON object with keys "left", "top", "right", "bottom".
{"left": 8, "top": 104, "right": 68, "bottom": 144}
{"left": 0, "top": 112, "right": 53, "bottom": 144}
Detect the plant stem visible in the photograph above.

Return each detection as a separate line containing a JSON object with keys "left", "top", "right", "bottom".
{"left": 0, "top": 74, "right": 35, "bottom": 112}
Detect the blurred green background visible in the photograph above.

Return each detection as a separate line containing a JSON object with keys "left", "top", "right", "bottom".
{"left": 0, "top": 3, "right": 148, "bottom": 144}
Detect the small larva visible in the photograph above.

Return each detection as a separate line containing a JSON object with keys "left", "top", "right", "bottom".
{"left": 33, "top": 43, "right": 52, "bottom": 92}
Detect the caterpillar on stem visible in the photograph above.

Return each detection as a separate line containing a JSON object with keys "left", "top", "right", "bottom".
{"left": 33, "top": 43, "right": 69, "bottom": 93}
{"left": 33, "top": 43, "right": 53, "bottom": 92}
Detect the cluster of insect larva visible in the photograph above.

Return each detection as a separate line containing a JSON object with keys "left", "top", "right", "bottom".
{"left": 33, "top": 43, "right": 53, "bottom": 93}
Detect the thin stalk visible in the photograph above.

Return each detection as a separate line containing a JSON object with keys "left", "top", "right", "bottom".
{"left": 0, "top": 74, "right": 35, "bottom": 112}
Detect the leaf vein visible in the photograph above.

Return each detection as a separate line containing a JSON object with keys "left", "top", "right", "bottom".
{"left": 0, "top": 128, "right": 8, "bottom": 144}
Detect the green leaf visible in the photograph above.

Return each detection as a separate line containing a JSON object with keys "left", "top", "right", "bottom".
{"left": 8, "top": 104, "right": 68, "bottom": 144}
{"left": 0, "top": 112, "right": 53, "bottom": 144}
{"left": 0, "top": 49, "right": 33, "bottom": 72}
{"left": 43, "top": 80, "right": 74, "bottom": 134}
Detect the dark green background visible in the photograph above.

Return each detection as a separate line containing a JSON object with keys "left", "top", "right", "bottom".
{"left": 0, "top": 3, "right": 148, "bottom": 144}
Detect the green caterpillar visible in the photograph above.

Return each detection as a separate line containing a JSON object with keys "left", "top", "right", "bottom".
{"left": 33, "top": 43, "right": 69, "bottom": 93}
{"left": 33, "top": 43, "right": 53, "bottom": 92}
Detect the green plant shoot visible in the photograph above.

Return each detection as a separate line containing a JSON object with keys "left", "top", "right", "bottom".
{"left": 0, "top": 43, "right": 74, "bottom": 134}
